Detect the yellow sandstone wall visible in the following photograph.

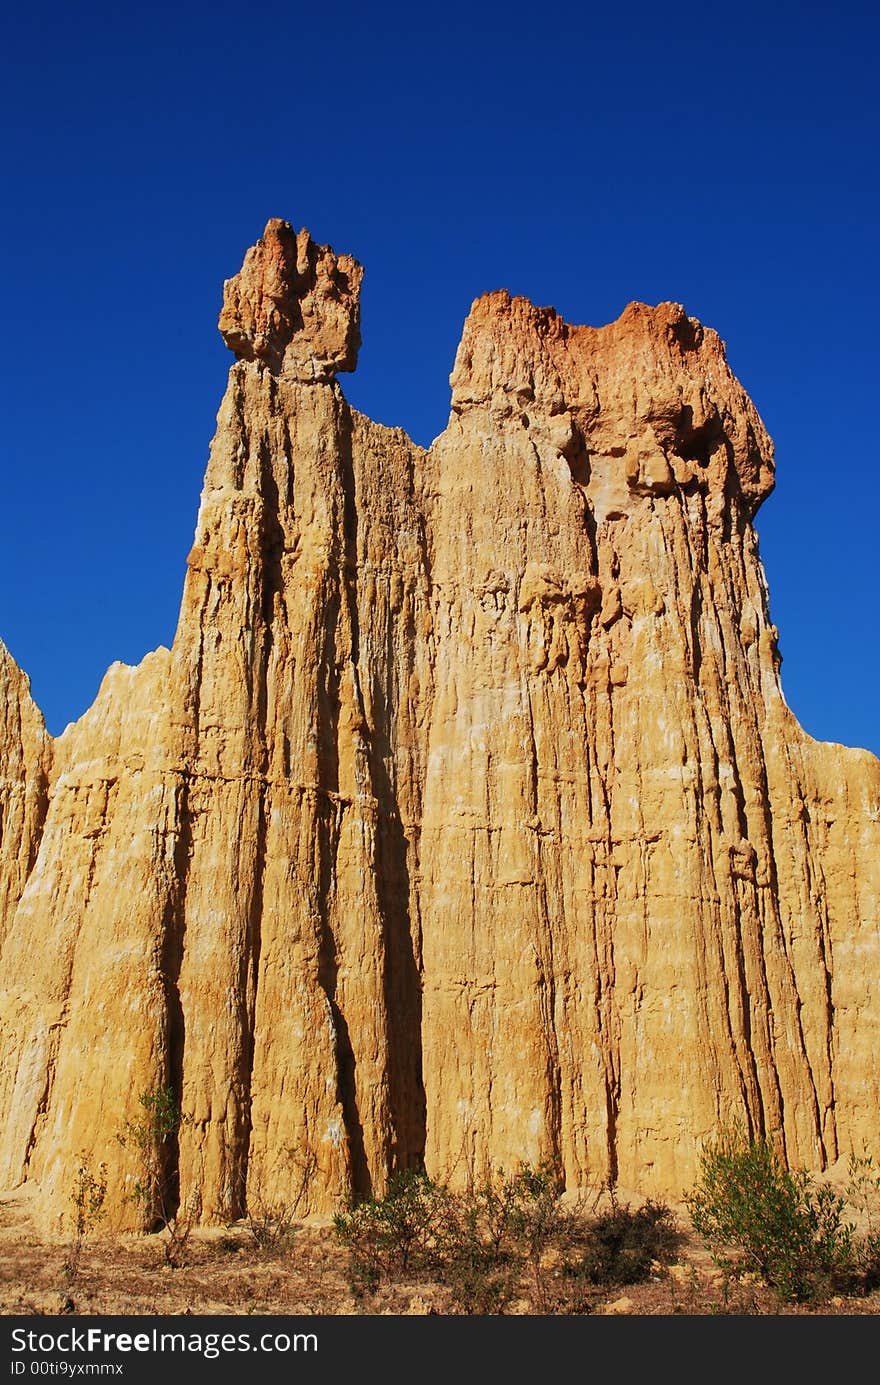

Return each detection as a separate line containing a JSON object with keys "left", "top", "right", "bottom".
{"left": 0, "top": 220, "right": 876, "bottom": 1229}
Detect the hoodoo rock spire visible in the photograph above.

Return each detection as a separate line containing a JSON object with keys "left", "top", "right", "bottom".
{"left": 0, "top": 222, "right": 877, "bottom": 1230}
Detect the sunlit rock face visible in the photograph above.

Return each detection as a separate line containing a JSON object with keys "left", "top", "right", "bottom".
{"left": 1, "top": 219, "right": 877, "bottom": 1229}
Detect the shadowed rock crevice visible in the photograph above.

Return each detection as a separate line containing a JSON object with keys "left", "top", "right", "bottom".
{"left": 158, "top": 780, "right": 193, "bottom": 1219}
{"left": 238, "top": 783, "right": 266, "bottom": 1218}
{"left": 315, "top": 795, "right": 372, "bottom": 1202}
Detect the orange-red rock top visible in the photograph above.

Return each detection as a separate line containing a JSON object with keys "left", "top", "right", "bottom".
{"left": 451, "top": 290, "right": 775, "bottom": 516}
{"left": 219, "top": 217, "right": 363, "bottom": 381}
{"left": 220, "top": 221, "right": 774, "bottom": 516}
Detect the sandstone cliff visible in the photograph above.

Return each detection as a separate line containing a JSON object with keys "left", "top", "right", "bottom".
{"left": 0, "top": 219, "right": 877, "bottom": 1229}
{"left": 0, "top": 644, "right": 51, "bottom": 951}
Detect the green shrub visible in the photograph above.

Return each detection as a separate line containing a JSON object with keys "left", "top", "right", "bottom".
{"left": 434, "top": 1228, "right": 519, "bottom": 1314}
{"left": 333, "top": 1168, "right": 442, "bottom": 1290}
{"left": 63, "top": 1158, "right": 108, "bottom": 1286}
{"left": 845, "top": 1149, "right": 880, "bottom": 1290}
{"left": 686, "top": 1128, "right": 854, "bottom": 1302}
{"left": 570, "top": 1198, "right": 680, "bottom": 1286}
{"left": 333, "top": 1163, "right": 562, "bottom": 1306}
{"left": 333, "top": 1160, "right": 678, "bottom": 1311}
{"left": 435, "top": 1164, "right": 561, "bottom": 1314}
{"left": 117, "top": 1084, "right": 186, "bottom": 1225}
{"left": 117, "top": 1083, "right": 198, "bottom": 1265}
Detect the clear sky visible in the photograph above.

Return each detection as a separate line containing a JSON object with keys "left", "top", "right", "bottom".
{"left": 2, "top": 1, "right": 878, "bottom": 757}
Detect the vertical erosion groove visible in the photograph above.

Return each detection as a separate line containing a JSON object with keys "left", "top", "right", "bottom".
{"left": 308, "top": 399, "right": 371, "bottom": 1200}
{"left": 244, "top": 437, "right": 282, "bottom": 1211}
{"left": 316, "top": 795, "right": 371, "bottom": 1200}
{"left": 525, "top": 685, "right": 563, "bottom": 1178}
{"left": 159, "top": 780, "right": 191, "bottom": 1219}
{"left": 239, "top": 784, "right": 266, "bottom": 1215}
{"left": 237, "top": 422, "right": 281, "bottom": 1213}
{"left": 337, "top": 403, "right": 426, "bottom": 1181}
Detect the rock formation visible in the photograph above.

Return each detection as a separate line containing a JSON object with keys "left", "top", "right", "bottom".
{"left": 0, "top": 218, "right": 877, "bottom": 1230}
{"left": 0, "top": 644, "right": 52, "bottom": 951}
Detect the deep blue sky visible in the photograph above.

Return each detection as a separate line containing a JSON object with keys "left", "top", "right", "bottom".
{"left": 2, "top": 1, "right": 878, "bottom": 757}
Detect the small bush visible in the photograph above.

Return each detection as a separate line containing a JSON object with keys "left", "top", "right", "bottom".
{"left": 333, "top": 1164, "right": 562, "bottom": 1306}
{"left": 570, "top": 1198, "right": 680, "bottom": 1286}
{"left": 686, "top": 1128, "right": 854, "bottom": 1302}
{"left": 242, "top": 1151, "right": 317, "bottom": 1255}
{"left": 845, "top": 1150, "right": 880, "bottom": 1290}
{"left": 333, "top": 1168, "right": 442, "bottom": 1290}
{"left": 162, "top": 1190, "right": 202, "bottom": 1269}
{"left": 63, "top": 1159, "right": 107, "bottom": 1286}
{"left": 117, "top": 1083, "right": 198, "bottom": 1265}
{"left": 435, "top": 1230, "right": 519, "bottom": 1314}
{"left": 435, "top": 1164, "right": 561, "bottom": 1314}
{"left": 117, "top": 1084, "right": 188, "bottom": 1228}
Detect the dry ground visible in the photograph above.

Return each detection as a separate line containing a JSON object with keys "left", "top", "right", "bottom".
{"left": 1, "top": 1185, "right": 878, "bottom": 1318}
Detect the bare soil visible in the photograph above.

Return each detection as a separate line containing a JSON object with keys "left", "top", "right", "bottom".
{"left": 2, "top": 1186, "right": 878, "bottom": 1318}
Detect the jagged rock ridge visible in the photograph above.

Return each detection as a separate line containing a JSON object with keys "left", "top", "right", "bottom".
{"left": 0, "top": 219, "right": 877, "bottom": 1229}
